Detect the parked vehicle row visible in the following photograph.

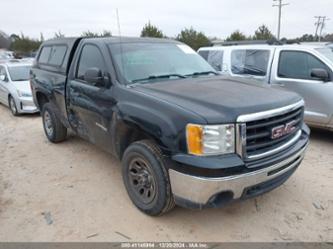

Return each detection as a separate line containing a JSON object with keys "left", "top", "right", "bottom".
{"left": 0, "top": 60, "right": 38, "bottom": 115}
{"left": 0, "top": 50, "right": 14, "bottom": 63}
{"left": 198, "top": 42, "right": 333, "bottom": 131}
{"left": 29, "top": 37, "right": 309, "bottom": 216}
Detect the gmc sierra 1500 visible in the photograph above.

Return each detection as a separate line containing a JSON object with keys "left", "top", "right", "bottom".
{"left": 31, "top": 37, "right": 309, "bottom": 216}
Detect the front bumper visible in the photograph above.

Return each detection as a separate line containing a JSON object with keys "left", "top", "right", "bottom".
{"left": 169, "top": 127, "right": 309, "bottom": 209}
{"left": 17, "top": 96, "right": 39, "bottom": 113}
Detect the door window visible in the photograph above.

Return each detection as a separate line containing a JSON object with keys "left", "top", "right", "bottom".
{"left": 38, "top": 46, "right": 52, "bottom": 64}
{"left": 198, "top": 50, "right": 223, "bottom": 71}
{"left": 231, "top": 49, "right": 270, "bottom": 76}
{"left": 48, "top": 45, "right": 67, "bottom": 66}
{"left": 76, "top": 44, "right": 106, "bottom": 82}
{"left": 207, "top": 50, "right": 223, "bottom": 71}
{"left": 278, "top": 51, "right": 329, "bottom": 80}
{"left": 198, "top": 50, "right": 209, "bottom": 60}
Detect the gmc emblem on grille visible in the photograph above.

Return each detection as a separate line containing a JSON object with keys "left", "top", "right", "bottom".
{"left": 271, "top": 120, "right": 297, "bottom": 139}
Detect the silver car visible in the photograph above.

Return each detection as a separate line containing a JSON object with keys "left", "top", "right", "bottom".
{"left": 0, "top": 61, "right": 39, "bottom": 115}
{"left": 198, "top": 43, "right": 333, "bottom": 131}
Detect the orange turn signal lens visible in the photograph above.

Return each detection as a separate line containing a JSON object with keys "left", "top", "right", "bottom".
{"left": 186, "top": 124, "right": 203, "bottom": 155}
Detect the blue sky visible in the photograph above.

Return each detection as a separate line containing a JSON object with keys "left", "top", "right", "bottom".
{"left": 1, "top": 0, "right": 332, "bottom": 39}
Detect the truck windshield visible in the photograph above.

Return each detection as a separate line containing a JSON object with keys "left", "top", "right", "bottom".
{"left": 109, "top": 42, "right": 215, "bottom": 84}
{"left": 316, "top": 48, "right": 333, "bottom": 63}
{"left": 8, "top": 65, "right": 31, "bottom": 81}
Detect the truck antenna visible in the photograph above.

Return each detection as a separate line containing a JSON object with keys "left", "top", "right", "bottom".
{"left": 116, "top": 8, "right": 125, "bottom": 82}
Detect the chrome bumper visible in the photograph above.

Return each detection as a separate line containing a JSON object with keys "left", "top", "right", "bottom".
{"left": 169, "top": 144, "right": 307, "bottom": 206}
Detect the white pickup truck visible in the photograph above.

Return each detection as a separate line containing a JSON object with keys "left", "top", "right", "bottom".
{"left": 198, "top": 43, "right": 333, "bottom": 131}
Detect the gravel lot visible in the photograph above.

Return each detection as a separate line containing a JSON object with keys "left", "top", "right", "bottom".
{"left": 0, "top": 104, "right": 332, "bottom": 242}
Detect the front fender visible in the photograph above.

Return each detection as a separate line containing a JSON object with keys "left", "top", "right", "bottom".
{"left": 111, "top": 85, "right": 207, "bottom": 157}
{"left": 116, "top": 101, "right": 182, "bottom": 152}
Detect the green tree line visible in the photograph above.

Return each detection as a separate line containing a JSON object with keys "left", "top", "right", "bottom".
{"left": 5, "top": 24, "right": 333, "bottom": 54}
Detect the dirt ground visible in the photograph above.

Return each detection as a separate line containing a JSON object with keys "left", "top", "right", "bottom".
{"left": 0, "top": 104, "right": 332, "bottom": 242}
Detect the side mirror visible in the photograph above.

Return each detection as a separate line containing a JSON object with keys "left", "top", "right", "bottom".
{"left": 311, "top": 68, "right": 330, "bottom": 82}
{"left": 0, "top": 74, "right": 5, "bottom": 81}
{"left": 84, "top": 67, "right": 105, "bottom": 87}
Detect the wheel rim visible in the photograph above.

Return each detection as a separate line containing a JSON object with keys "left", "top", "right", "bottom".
{"left": 44, "top": 110, "right": 54, "bottom": 137}
{"left": 128, "top": 157, "right": 157, "bottom": 204}
{"left": 9, "top": 98, "right": 17, "bottom": 114}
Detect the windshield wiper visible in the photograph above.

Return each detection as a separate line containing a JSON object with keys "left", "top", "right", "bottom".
{"left": 131, "top": 74, "right": 186, "bottom": 83}
{"left": 185, "top": 71, "right": 218, "bottom": 77}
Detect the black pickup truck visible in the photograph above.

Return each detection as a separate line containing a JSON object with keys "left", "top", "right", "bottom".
{"left": 31, "top": 37, "right": 310, "bottom": 216}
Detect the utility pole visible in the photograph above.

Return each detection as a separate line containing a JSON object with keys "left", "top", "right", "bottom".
{"left": 314, "top": 16, "right": 323, "bottom": 41}
{"left": 318, "top": 16, "right": 330, "bottom": 42}
{"left": 273, "top": 0, "right": 289, "bottom": 40}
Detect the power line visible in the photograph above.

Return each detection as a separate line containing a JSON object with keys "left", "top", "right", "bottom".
{"left": 273, "top": 0, "right": 289, "bottom": 40}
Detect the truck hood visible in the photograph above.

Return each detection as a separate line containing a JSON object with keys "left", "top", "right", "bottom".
{"left": 133, "top": 76, "right": 302, "bottom": 123}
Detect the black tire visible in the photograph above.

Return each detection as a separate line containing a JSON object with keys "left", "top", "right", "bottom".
{"left": 122, "top": 140, "right": 175, "bottom": 216}
{"left": 8, "top": 96, "right": 19, "bottom": 116}
{"left": 42, "top": 103, "right": 67, "bottom": 143}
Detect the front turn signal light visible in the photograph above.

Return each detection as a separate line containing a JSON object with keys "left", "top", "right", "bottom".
{"left": 186, "top": 124, "right": 203, "bottom": 156}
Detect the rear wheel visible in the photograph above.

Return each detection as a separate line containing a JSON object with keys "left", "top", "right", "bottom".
{"left": 8, "top": 96, "right": 19, "bottom": 116}
{"left": 122, "top": 140, "right": 175, "bottom": 216}
{"left": 42, "top": 103, "right": 67, "bottom": 143}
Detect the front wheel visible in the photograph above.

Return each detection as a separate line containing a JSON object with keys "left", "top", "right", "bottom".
{"left": 42, "top": 103, "right": 67, "bottom": 143}
{"left": 8, "top": 96, "right": 19, "bottom": 116}
{"left": 122, "top": 140, "right": 175, "bottom": 216}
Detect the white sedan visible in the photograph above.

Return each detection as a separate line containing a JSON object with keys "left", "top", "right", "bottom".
{"left": 0, "top": 60, "right": 39, "bottom": 116}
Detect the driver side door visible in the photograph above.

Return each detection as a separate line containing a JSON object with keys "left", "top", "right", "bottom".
{"left": 271, "top": 49, "right": 333, "bottom": 126}
{"left": 67, "top": 43, "right": 116, "bottom": 153}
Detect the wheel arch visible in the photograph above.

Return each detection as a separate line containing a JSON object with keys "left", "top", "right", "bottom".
{"left": 112, "top": 116, "right": 167, "bottom": 160}
{"left": 35, "top": 91, "right": 50, "bottom": 109}
{"left": 7, "top": 93, "right": 12, "bottom": 104}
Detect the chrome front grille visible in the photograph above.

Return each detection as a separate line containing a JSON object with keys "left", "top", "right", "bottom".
{"left": 236, "top": 100, "right": 304, "bottom": 162}
{"left": 245, "top": 107, "right": 303, "bottom": 159}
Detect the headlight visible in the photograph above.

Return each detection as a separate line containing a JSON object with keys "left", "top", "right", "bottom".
{"left": 186, "top": 124, "right": 235, "bottom": 156}
{"left": 17, "top": 90, "right": 32, "bottom": 97}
